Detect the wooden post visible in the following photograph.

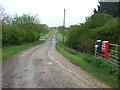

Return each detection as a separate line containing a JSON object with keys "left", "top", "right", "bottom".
{"left": 63, "top": 9, "right": 65, "bottom": 43}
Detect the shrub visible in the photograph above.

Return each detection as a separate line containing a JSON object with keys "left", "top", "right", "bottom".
{"left": 2, "top": 26, "right": 11, "bottom": 45}
{"left": 66, "top": 13, "right": 119, "bottom": 55}
{"left": 2, "top": 14, "right": 49, "bottom": 46}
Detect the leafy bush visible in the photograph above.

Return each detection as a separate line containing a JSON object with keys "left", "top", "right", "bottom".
{"left": 2, "top": 14, "right": 49, "bottom": 46}
{"left": 2, "top": 26, "right": 11, "bottom": 45}
{"left": 9, "top": 26, "right": 23, "bottom": 44}
{"left": 66, "top": 13, "right": 120, "bottom": 54}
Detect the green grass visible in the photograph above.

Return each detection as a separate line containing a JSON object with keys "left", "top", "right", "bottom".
{"left": 40, "top": 30, "right": 54, "bottom": 39}
{"left": 2, "top": 40, "right": 45, "bottom": 61}
{"left": 56, "top": 31, "right": 119, "bottom": 88}
{"left": 0, "top": 48, "right": 1, "bottom": 63}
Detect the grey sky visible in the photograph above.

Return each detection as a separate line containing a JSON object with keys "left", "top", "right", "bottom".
{"left": 0, "top": 0, "right": 99, "bottom": 27}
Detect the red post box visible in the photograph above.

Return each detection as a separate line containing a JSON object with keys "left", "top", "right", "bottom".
{"left": 101, "top": 41, "right": 109, "bottom": 57}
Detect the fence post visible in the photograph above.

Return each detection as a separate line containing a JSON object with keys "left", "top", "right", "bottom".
{"left": 95, "top": 44, "right": 98, "bottom": 57}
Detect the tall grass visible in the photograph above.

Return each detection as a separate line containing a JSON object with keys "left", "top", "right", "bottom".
{"left": 66, "top": 13, "right": 119, "bottom": 54}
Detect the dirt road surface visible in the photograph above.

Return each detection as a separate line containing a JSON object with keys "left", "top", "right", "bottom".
{"left": 2, "top": 31, "right": 110, "bottom": 88}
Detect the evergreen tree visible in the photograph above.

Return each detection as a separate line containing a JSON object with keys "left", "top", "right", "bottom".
{"left": 97, "top": 2, "right": 119, "bottom": 17}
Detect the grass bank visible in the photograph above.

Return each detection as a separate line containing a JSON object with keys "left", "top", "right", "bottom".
{"left": 2, "top": 40, "right": 45, "bottom": 61}
{"left": 56, "top": 31, "right": 119, "bottom": 88}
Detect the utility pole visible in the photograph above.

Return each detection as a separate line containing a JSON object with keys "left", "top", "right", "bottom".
{"left": 63, "top": 9, "right": 65, "bottom": 43}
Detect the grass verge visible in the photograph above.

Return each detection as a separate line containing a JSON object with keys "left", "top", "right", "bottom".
{"left": 55, "top": 31, "right": 119, "bottom": 88}
{"left": 56, "top": 42, "right": 119, "bottom": 88}
{"left": 2, "top": 40, "right": 45, "bottom": 61}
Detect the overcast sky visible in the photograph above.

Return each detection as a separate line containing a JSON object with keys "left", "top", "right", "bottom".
{"left": 0, "top": 0, "right": 99, "bottom": 27}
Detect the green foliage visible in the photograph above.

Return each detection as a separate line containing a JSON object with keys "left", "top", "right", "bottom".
{"left": 2, "top": 14, "right": 49, "bottom": 46}
{"left": 58, "top": 26, "right": 64, "bottom": 34}
{"left": 66, "top": 13, "right": 120, "bottom": 54}
{"left": 66, "top": 25, "right": 80, "bottom": 49}
{"left": 85, "top": 13, "right": 113, "bottom": 28}
{"left": 40, "top": 24, "right": 49, "bottom": 37}
{"left": 56, "top": 30, "right": 63, "bottom": 42}
{"left": 40, "top": 29, "right": 54, "bottom": 39}
{"left": 12, "top": 14, "right": 40, "bottom": 30}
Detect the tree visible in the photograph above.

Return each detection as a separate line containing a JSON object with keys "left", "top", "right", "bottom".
{"left": 58, "top": 26, "right": 64, "bottom": 34}
{"left": 97, "top": 2, "right": 119, "bottom": 17}
{"left": 2, "top": 13, "right": 49, "bottom": 45}
{"left": 12, "top": 14, "right": 40, "bottom": 31}
{"left": 0, "top": 5, "right": 5, "bottom": 46}
{"left": 0, "top": 5, "right": 5, "bottom": 22}
{"left": 66, "top": 13, "right": 119, "bottom": 54}
{"left": 93, "top": 8, "right": 97, "bottom": 13}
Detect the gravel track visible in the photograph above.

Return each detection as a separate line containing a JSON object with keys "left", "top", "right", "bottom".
{"left": 2, "top": 31, "right": 110, "bottom": 88}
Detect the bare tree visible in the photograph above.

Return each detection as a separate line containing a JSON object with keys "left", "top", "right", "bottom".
{"left": 0, "top": 5, "right": 5, "bottom": 22}
{"left": 2, "top": 14, "right": 12, "bottom": 26}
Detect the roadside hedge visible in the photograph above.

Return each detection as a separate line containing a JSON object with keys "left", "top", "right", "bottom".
{"left": 2, "top": 14, "right": 49, "bottom": 46}
{"left": 66, "top": 13, "right": 120, "bottom": 54}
